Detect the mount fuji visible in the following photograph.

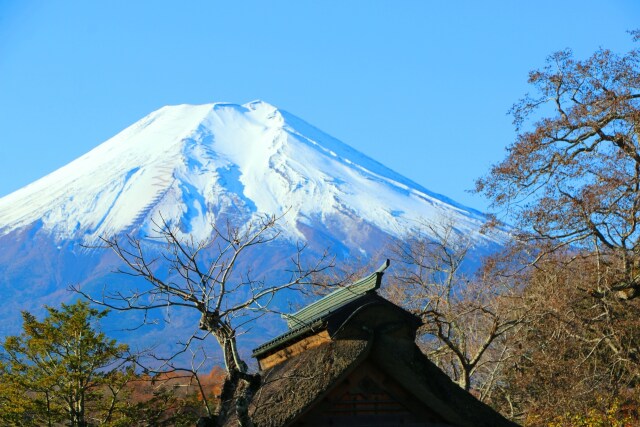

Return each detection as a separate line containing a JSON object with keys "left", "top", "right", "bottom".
{"left": 0, "top": 100, "right": 505, "bottom": 348}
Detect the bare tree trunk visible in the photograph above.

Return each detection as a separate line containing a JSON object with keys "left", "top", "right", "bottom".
{"left": 199, "top": 312, "right": 260, "bottom": 427}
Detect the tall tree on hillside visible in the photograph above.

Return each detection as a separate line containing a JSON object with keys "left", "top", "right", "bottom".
{"left": 476, "top": 32, "right": 640, "bottom": 299}
{"left": 0, "top": 301, "right": 133, "bottom": 427}
{"left": 75, "top": 214, "right": 332, "bottom": 427}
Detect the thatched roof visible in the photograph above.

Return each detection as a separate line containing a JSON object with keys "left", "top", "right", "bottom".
{"left": 368, "top": 332, "right": 519, "bottom": 427}
{"left": 242, "top": 339, "right": 371, "bottom": 427}
{"left": 223, "top": 300, "right": 518, "bottom": 427}
{"left": 223, "top": 262, "right": 519, "bottom": 426}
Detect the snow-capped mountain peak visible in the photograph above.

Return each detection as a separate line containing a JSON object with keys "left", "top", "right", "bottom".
{"left": 0, "top": 101, "right": 497, "bottom": 249}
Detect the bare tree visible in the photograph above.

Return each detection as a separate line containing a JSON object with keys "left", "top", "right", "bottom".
{"left": 386, "top": 219, "right": 524, "bottom": 395}
{"left": 74, "top": 214, "right": 332, "bottom": 427}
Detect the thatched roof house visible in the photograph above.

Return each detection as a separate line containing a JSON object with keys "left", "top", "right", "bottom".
{"left": 230, "top": 260, "right": 519, "bottom": 427}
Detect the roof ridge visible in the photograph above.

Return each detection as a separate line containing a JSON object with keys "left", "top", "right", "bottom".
{"left": 283, "top": 259, "right": 390, "bottom": 329}
{"left": 251, "top": 260, "right": 390, "bottom": 358}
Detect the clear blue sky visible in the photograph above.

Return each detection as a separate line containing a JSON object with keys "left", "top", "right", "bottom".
{"left": 1, "top": 1, "right": 638, "bottom": 212}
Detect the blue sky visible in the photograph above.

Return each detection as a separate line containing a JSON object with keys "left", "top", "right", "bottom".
{"left": 1, "top": 1, "right": 638, "bottom": 212}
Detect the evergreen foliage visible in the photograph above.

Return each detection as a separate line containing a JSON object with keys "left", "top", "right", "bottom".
{"left": 0, "top": 301, "right": 132, "bottom": 426}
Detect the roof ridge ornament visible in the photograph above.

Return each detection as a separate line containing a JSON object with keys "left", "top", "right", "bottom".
{"left": 283, "top": 259, "right": 390, "bottom": 329}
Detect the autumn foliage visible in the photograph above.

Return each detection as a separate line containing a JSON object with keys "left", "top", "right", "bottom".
{"left": 473, "top": 31, "right": 640, "bottom": 426}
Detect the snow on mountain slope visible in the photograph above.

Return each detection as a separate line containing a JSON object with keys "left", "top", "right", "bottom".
{"left": 0, "top": 100, "right": 509, "bottom": 359}
{"left": 0, "top": 100, "right": 501, "bottom": 250}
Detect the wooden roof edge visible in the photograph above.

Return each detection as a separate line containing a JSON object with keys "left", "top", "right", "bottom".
{"left": 251, "top": 318, "right": 326, "bottom": 359}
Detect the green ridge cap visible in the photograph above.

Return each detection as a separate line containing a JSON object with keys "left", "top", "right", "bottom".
{"left": 284, "top": 259, "right": 390, "bottom": 329}
{"left": 252, "top": 260, "right": 391, "bottom": 359}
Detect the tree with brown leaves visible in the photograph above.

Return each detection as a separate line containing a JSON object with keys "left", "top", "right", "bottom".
{"left": 476, "top": 32, "right": 640, "bottom": 299}
{"left": 491, "top": 250, "right": 640, "bottom": 425}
